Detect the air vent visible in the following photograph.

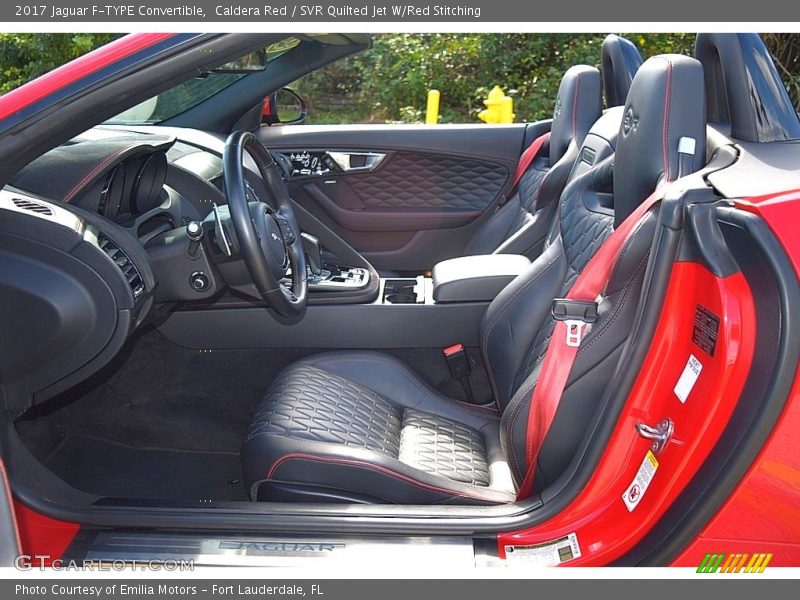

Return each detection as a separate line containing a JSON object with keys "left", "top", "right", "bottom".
{"left": 12, "top": 197, "right": 54, "bottom": 216}
{"left": 581, "top": 147, "right": 597, "bottom": 165}
{"left": 97, "top": 234, "right": 145, "bottom": 301}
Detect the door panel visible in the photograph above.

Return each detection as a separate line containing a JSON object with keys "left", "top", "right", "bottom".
{"left": 258, "top": 124, "right": 529, "bottom": 272}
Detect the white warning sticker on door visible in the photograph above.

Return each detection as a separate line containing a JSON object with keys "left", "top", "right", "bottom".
{"left": 674, "top": 354, "right": 703, "bottom": 404}
{"left": 622, "top": 450, "right": 659, "bottom": 512}
{"left": 504, "top": 532, "right": 582, "bottom": 566}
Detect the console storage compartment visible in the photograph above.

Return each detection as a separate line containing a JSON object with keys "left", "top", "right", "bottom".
{"left": 383, "top": 278, "right": 424, "bottom": 304}
{"left": 432, "top": 254, "right": 531, "bottom": 303}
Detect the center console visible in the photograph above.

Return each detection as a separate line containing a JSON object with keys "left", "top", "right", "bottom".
{"left": 159, "top": 254, "right": 532, "bottom": 351}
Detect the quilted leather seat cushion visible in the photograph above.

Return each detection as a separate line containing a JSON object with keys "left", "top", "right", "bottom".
{"left": 248, "top": 365, "right": 403, "bottom": 457}
{"left": 242, "top": 352, "right": 515, "bottom": 504}
{"left": 399, "top": 409, "right": 490, "bottom": 486}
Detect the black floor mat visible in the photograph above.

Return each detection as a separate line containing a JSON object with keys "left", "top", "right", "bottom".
{"left": 17, "top": 327, "right": 492, "bottom": 501}
{"left": 45, "top": 436, "right": 247, "bottom": 501}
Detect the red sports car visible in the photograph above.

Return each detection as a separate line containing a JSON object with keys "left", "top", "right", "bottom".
{"left": 0, "top": 32, "right": 798, "bottom": 569}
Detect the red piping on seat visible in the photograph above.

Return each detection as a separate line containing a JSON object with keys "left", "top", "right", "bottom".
{"left": 572, "top": 72, "right": 581, "bottom": 140}
{"left": 266, "top": 453, "right": 505, "bottom": 502}
{"left": 659, "top": 57, "right": 673, "bottom": 179}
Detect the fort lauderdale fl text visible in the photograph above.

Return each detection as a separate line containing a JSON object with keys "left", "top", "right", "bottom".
{"left": 32, "top": 4, "right": 481, "bottom": 19}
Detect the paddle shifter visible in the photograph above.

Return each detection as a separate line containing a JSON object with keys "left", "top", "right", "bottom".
{"left": 300, "top": 232, "right": 323, "bottom": 276}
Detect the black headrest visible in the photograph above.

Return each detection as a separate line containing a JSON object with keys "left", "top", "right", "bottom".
{"left": 613, "top": 55, "right": 706, "bottom": 226}
{"left": 601, "top": 34, "right": 644, "bottom": 107}
{"left": 549, "top": 65, "right": 602, "bottom": 163}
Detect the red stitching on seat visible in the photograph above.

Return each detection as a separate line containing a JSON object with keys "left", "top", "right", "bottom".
{"left": 659, "top": 57, "right": 674, "bottom": 181}
{"left": 572, "top": 72, "right": 581, "bottom": 139}
{"left": 266, "top": 453, "right": 505, "bottom": 502}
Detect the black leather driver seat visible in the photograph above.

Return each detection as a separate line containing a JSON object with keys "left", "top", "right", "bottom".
{"left": 242, "top": 55, "right": 707, "bottom": 504}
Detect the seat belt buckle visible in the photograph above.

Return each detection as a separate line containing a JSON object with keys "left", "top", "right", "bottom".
{"left": 551, "top": 299, "right": 599, "bottom": 348}
{"left": 443, "top": 343, "right": 471, "bottom": 379}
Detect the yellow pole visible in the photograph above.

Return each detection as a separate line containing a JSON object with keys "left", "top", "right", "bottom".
{"left": 426, "top": 90, "right": 440, "bottom": 124}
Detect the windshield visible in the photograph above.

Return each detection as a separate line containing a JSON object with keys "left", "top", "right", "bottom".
{"left": 104, "top": 37, "right": 301, "bottom": 125}
{"left": 106, "top": 72, "right": 246, "bottom": 124}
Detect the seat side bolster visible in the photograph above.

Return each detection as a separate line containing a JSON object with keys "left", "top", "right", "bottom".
{"left": 480, "top": 240, "right": 568, "bottom": 409}
{"left": 243, "top": 433, "right": 515, "bottom": 504}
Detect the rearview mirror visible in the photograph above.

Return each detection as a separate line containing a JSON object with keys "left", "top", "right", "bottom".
{"left": 263, "top": 88, "right": 308, "bottom": 125}
{"left": 212, "top": 49, "right": 267, "bottom": 73}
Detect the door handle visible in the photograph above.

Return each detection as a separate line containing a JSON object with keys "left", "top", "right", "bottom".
{"left": 635, "top": 418, "right": 674, "bottom": 455}
{"left": 327, "top": 151, "right": 386, "bottom": 172}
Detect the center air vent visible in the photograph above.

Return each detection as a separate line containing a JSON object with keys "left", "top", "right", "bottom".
{"left": 12, "top": 197, "right": 54, "bottom": 215}
{"left": 97, "top": 234, "right": 145, "bottom": 301}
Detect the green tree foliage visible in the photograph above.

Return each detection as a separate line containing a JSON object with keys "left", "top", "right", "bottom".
{"left": 0, "top": 33, "right": 121, "bottom": 94}
{"left": 295, "top": 33, "right": 695, "bottom": 123}
{"left": 295, "top": 33, "right": 800, "bottom": 124}
{"left": 762, "top": 33, "right": 800, "bottom": 110}
{"left": 1, "top": 33, "right": 798, "bottom": 126}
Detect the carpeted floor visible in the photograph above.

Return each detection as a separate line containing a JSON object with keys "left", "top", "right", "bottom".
{"left": 15, "top": 327, "right": 492, "bottom": 501}
{"left": 44, "top": 436, "right": 247, "bottom": 501}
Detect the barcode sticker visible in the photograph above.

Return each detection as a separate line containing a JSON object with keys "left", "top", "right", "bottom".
{"left": 504, "top": 532, "right": 582, "bottom": 566}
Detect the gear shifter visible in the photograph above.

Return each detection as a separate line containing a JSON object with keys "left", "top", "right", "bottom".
{"left": 300, "top": 232, "right": 323, "bottom": 276}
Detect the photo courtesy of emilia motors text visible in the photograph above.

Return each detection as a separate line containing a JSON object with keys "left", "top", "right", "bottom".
{"left": 0, "top": 0, "right": 800, "bottom": 595}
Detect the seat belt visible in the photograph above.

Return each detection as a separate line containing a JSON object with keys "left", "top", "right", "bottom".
{"left": 506, "top": 133, "right": 550, "bottom": 199}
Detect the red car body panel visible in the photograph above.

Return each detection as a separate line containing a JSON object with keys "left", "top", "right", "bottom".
{"left": 0, "top": 34, "right": 175, "bottom": 121}
{"left": 671, "top": 375, "right": 800, "bottom": 565}
{"left": 671, "top": 190, "right": 800, "bottom": 566}
{"left": 13, "top": 502, "right": 79, "bottom": 565}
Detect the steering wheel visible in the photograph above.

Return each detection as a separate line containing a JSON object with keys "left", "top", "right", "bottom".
{"left": 223, "top": 131, "right": 307, "bottom": 319}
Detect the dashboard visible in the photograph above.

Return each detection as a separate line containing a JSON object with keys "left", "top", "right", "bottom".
{"left": 7, "top": 126, "right": 257, "bottom": 247}
{"left": 0, "top": 126, "right": 237, "bottom": 409}
{"left": 0, "top": 124, "right": 378, "bottom": 411}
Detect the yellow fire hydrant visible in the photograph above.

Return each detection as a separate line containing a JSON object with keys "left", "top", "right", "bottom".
{"left": 478, "top": 86, "right": 515, "bottom": 124}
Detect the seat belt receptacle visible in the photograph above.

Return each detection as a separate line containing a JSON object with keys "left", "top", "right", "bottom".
{"left": 551, "top": 298, "right": 599, "bottom": 347}
{"left": 443, "top": 344, "right": 476, "bottom": 403}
